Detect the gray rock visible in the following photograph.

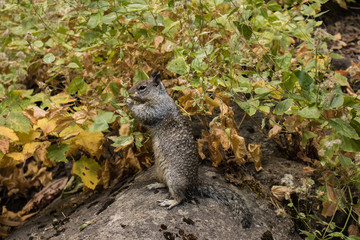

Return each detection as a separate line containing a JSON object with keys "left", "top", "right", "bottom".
{"left": 8, "top": 165, "right": 300, "bottom": 240}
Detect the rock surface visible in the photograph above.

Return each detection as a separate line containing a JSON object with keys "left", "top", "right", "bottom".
{"left": 8, "top": 165, "right": 301, "bottom": 240}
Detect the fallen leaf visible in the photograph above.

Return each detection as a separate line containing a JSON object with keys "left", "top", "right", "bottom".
{"left": 154, "top": 35, "right": 164, "bottom": 49}
{"left": 268, "top": 125, "right": 282, "bottom": 139}
{"left": 36, "top": 118, "right": 57, "bottom": 136}
{"left": 73, "top": 156, "right": 101, "bottom": 190}
{"left": 271, "top": 186, "right": 296, "bottom": 201}
{"left": 69, "top": 131, "right": 104, "bottom": 159}
{"left": 22, "top": 177, "right": 68, "bottom": 213}
{"left": 230, "top": 130, "right": 247, "bottom": 165}
{"left": 0, "top": 137, "right": 10, "bottom": 155}
{"left": 348, "top": 224, "right": 360, "bottom": 237}
{"left": 0, "top": 126, "right": 19, "bottom": 142}
{"left": 22, "top": 106, "right": 47, "bottom": 124}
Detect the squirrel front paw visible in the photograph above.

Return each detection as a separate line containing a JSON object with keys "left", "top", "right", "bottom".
{"left": 125, "top": 98, "right": 134, "bottom": 106}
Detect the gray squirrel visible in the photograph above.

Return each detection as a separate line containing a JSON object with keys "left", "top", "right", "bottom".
{"left": 125, "top": 72, "right": 252, "bottom": 228}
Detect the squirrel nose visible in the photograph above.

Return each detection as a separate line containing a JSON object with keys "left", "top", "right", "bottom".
{"left": 129, "top": 93, "right": 137, "bottom": 98}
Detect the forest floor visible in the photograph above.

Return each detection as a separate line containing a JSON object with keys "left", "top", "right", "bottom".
{"left": 6, "top": 2, "right": 360, "bottom": 240}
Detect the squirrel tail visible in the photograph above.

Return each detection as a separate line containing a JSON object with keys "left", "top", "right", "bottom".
{"left": 196, "top": 185, "right": 253, "bottom": 228}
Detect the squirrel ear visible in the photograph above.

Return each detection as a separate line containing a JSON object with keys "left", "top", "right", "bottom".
{"left": 151, "top": 71, "right": 161, "bottom": 86}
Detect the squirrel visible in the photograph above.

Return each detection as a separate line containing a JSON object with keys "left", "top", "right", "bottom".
{"left": 125, "top": 72, "right": 252, "bottom": 228}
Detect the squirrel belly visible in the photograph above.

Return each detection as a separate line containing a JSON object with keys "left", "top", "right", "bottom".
{"left": 126, "top": 71, "right": 252, "bottom": 228}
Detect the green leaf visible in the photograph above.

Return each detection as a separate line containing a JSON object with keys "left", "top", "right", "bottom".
{"left": 109, "top": 82, "right": 119, "bottom": 97}
{"left": 47, "top": 144, "right": 69, "bottom": 163}
{"left": 89, "top": 112, "right": 116, "bottom": 132}
{"left": 102, "top": 12, "right": 118, "bottom": 24}
{"left": 274, "top": 99, "right": 293, "bottom": 115}
{"left": 267, "top": 1, "right": 282, "bottom": 11}
{"left": 294, "top": 70, "right": 314, "bottom": 92}
{"left": 301, "top": 131, "right": 317, "bottom": 146}
{"left": 67, "top": 77, "right": 88, "bottom": 95}
{"left": 233, "top": 22, "right": 252, "bottom": 40}
{"left": 235, "top": 100, "right": 257, "bottom": 116}
{"left": 111, "top": 136, "right": 134, "bottom": 147}
{"left": 323, "top": 93, "right": 344, "bottom": 110}
{"left": 67, "top": 62, "right": 80, "bottom": 68}
{"left": 255, "top": 88, "right": 271, "bottom": 95}
{"left": 329, "top": 118, "right": 360, "bottom": 140}
{"left": 133, "top": 69, "right": 149, "bottom": 84}
{"left": 72, "top": 156, "right": 101, "bottom": 190}
{"left": 5, "top": 112, "right": 31, "bottom": 134}
{"left": 298, "top": 105, "right": 321, "bottom": 119}
{"left": 282, "top": 72, "right": 297, "bottom": 90}
{"left": 337, "top": 155, "right": 353, "bottom": 168}
{"left": 87, "top": 12, "right": 103, "bottom": 29}
{"left": 43, "top": 53, "right": 55, "bottom": 64}
{"left": 167, "top": 58, "right": 188, "bottom": 75}
{"left": 84, "top": 31, "right": 101, "bottom": 44}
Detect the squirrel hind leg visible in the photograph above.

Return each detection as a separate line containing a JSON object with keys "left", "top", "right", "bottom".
{"left": 157, "top": 184, "right": 186, "bottom": 209}
{"left": 157, "top": 198, "right": 182, "bottom": 209}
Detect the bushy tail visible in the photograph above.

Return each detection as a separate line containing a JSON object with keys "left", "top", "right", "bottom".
{"left": 196, "top": 185, "right": 252, "bottom": 228}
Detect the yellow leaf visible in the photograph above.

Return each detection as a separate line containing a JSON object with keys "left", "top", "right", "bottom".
{"left": 4, "top": 152, "right": 26, "bottom": 165}
{"left": 0, "top": 155, "right": 16, "bottom": 168}
{"left": 0, "top": 126, "right": 19, "bottom": 141}
{"left": 70, "top": 131, "right": 104, "bottom": 158}
{"left": 72, "top": 156, "right": 101, "bottom": 190}
{"left": 59, "top": 124, "right": 83, "bottom": 139}
{"left": 16, "top": 129, "right": 41, "bottom": 144}
{"left": 49, "top": 92, "right": 75, "bottom": 106}
{"left": 36, "top": 118, "right": 57, "bottom": 136}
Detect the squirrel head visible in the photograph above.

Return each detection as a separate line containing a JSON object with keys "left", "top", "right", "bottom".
{"left": 128, "top": 71, "right": 165, "bottom": 103}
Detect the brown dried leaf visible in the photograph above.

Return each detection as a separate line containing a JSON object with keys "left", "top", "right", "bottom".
{"left": 283, "top": 115, "right": 302, "bottom": 132}
{"left": 126, "top": 147, "right": 142, "bottom": 172}
{"left": 23, "top": 161, "right": 38, "bottom": 177}
{"left": 161, "top": 40, "right": 174, "bottom": 53}
{"left": 271, "top": 186, "right": 296, "bottom": 201}
{"left": 22, "top": 106, "right": 47, "bottom": 124}
{"left": 197, "top": 138, "right": 207, "bottom": 160}
{"left": 154, "top": 35, "right": 164, "bottom": 49}
{"left": 211, "top": 124, "right": 230, "bottom": 150}
{"left": 0, "top": 137, "right": 10, "bottom": 155}
{"left": 22, "top": 177, "right": 68, "bottom": 213}
{"left": 31, "top": 167, "right": 52, "bottom": 186}
{"left": 248, "top": 144, "right": 262, "bottom": 171}
{"left": 321, "top": 185, "right": 342, "bottom": 217}
{"left": 230, "top": 131, "right": 247, "bottom": 165}
{"left": 302, "top": 166, "right": 315, "bottom": 174}
{"left": 268, "top": 125, "right": 282, "bottom": 139}
{"left": 321, "top": 201, "right": 337, "bottom": 218}
{"left": 348, "top": 224, "right": 360, "bottom": 237}
{"left": 33, "top": 141, "right": 52, "bottom": 166}
{"left": 119, "top": 123, "right": 130, "bottom": 136}
{"left": 333, "top": 33, "right": 342, "bottom": 41}
{"left": 99, "top": 159, "right": 110, "bottom": 189}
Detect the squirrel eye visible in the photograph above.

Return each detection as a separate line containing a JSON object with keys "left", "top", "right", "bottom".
{"left": 138, "top": 85, "right": 146, "bottom": 91}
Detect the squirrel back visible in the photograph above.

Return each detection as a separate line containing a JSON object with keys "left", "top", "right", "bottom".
{"left": 126, "top": 72, "right": 252, "bottom": 228}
